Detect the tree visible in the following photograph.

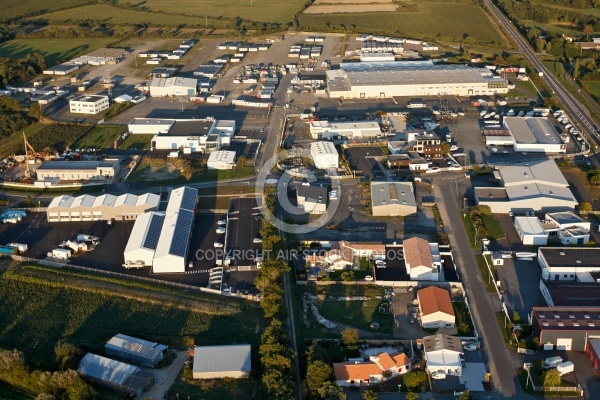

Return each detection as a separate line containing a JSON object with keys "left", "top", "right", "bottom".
{"left": 512, "top": 311, "right": 521, "bottom": 323}
{"left": 543, "top": 368, "right": 562, "bottom": 387}
{"left": 30, "top": 102, "right": 44, "bottom": 119}
{"left": 340, "top": 271, "right": 353, "bottom": 281}
{"left": 317, "top": 382, "right": 346, "bottom": 400}
{"left": 459, "top": 390, "right": 472, "bottom": 400}
{"left": 306, "top": 360, "right": 333, "bottom": 396}
{"left": 35, "top": 395, "right": 55, "bottom": 400}
{"left": 54, "top": 342, "right": 81, "bottom": 371}
{"left": 237, "top": 155, "right": 247, "bottom": 167}
{"left": 573, "top": 58, "right": 581, "bottom": 80}
{"left": 341, "top": 328, "right": 359, "bottom": 351}
{"left": 441, "top": 141, "right": 451, "bottom": 156}
{"left": 306, "top": 342, "right": 330, "bottom": 364}
{"left": 362, "top": 390, "right": 378, "bottom": 400}
{"left": 260, "top": 284, "right": 285, "bottom": 318}
{"left": 403, "top": 370, "right": 428, "bottom": 390}
{"left": 405, "top": 393, "right": 419, "bottom": 400}
{"left": 580, "top": 201, "right": 593, "bottom": 213}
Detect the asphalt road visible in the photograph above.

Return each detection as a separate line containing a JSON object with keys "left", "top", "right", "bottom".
{"left": 435, "top": 179, "right": 519, "bottom": 398}
{"left": 483, "top": 0, "right": 599, "bottom": 147}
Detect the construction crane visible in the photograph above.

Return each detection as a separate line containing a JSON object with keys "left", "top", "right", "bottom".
{"left": 23, "top": 131, "right": 39, "bottom": 179}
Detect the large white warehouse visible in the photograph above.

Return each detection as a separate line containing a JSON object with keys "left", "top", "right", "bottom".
{"left": 503, "top": 117, "right": 566, "bottom": 154}
{"left": 149, "top": 77, "right": 197, "bottom": 97}
{"left": 310, "top": 141, "right": 339, "bottom": 169}
{"left": 326, "top": 60, "right": 508, "bottom": 99}
{"left": 123, "top": 187, "right": 197, "bottom": 273}
{"left": 47, "top": 193, "right": 159, "bottom": 222}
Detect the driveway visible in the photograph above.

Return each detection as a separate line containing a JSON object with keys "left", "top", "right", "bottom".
{"left": 137, "top": 350, "right": 189, "bottom": 400}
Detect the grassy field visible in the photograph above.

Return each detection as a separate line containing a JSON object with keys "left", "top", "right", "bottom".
{"left": 532, "top": 1, "right": 600, "bottom": 18}
{"left": 0, "top": 0, "right": 87, "bottom": 20}
{"left": 317, "top": 299, "right": 393, "bottom": 334}
{"left": 0, "top": 265, "right": 265, "bottom": 370}
{"left": 71, "top": 125, "right": 125, "bottom": 150}
{"left": 0, "top": 381, "right": 33, "bottom": 400}
{"left": 118, "top": 134, "right": 154, "bottom": 150}
{"left": 297, "top": 0, "right": 504, "bottom": 44}
{"left": 115, "top": 0, "right": 307, "bottom": 23}
{"left": 1, "top": 123, "right": 92, "bottom": 157}
{"left": 582, "top": 81, "right": 600, "bottom": 102}
{"left": 27, "top": 4, "right": 234, "bottom": 27}
{"left": 0, "top": 38, "right": 117, "bottom": 65}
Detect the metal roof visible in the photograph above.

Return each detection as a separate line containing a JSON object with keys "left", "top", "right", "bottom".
{"left": 504, "top": 117, "right": 561, "bottom": 145}
{"left": 423, "top": 333, "right": 463, "bottom": 353}
{"left": 371, "top": 182, "right": 416, "bottom": 208}
{"left": 540, "top": 247, "right": 600, "bottom": 268}
{"left": 38, "top": 161, "right": 106, "bottom": 170}
{"left": 297, "top": 185, "right": 328, "bottom": 204}
{"left": 78, "top": 353, "right": 139, "bottom": 385}
{"left": 105, "top": 334, "right": 167, "bottom": 361}
{"left": 499, "top": 160, "right": 568, "bottom": 187}
{"left": 514, "top": 216, "right": 545, "bottom": 235}
{"left": 192, "top": 345, "right": 251, "bottom": 374}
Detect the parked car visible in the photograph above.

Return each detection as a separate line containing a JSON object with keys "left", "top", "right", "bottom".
{"left": 214, "top": 242, "right": 223, "bottom": 248}
{"left": 463, "top": 343, "right": 477, "bottom": 352}
{"left": 431, "top": 371, "right": 446, "bottom": 380}
{"left": 217, "top": 219, "right": 227, "bottom": 226}
{"left": 253, "top": 237, "right": 262, "bottom": 243}
{"left": 216, "top": 227, "right": 226, "bottom": 234}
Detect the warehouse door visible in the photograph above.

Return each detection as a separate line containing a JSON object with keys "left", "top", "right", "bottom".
{"left": 556, "top": 338, "right": 572, "bottom": 351}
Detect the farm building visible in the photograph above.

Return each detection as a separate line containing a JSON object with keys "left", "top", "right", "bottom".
{"left": 149, "top": 77, "right": 197, "bottom": 97}
{"left": 123, "top": 187, "right": 197, "bottom": 272}
{"left": 310, "top": 141, "right": 339, "bottom": 169}
{"left": 207, "top": 150, "right": 237, "bottom": 170}
{"left": 69, "top": 95, "right": 109, "bottom": 114}
{"left": 296, "top": 184, "right": 327, "bottom": 215}
{"left": 423, "top": 334, "right": 463, "bottom": 376}
{"left": 403, "top": 237, "right": 442, "bottom": 281}
{"left": 532, "top": 306, "right": 600, "bottom": 351}
{"left": 192, "top": 345, "right": 251, "bottom": 379}
{"left": 47, "top": 192, "right": 159, "bottom": 222}
{"left": 326, "top": 61, "right": 508, "bottom": 99}
{"left": 77, "top": 353, "right": 155, "bottom": 397}
{"left": 503, "top": 117, "right": 566, "bottom": 154}
{"left": 538, "top": 247, "right": 600, "bottom": 281}
{"left": 105, "top": 334, "right": 168, "bottom": 368}
{"left": 417, "top": 286, "right": 455, "bottom": 329}
{"left": 475, "top": 160, "right": 577, "bottom": 213}
{"left": 371, "top": 182, "right": 416, "bottom": 217}
{"left": 128, "top": 118, "right": 235, "bottom": 153}
{"left": 309, "top": 120, "right": 381, "bottom": 140}
{"left": 36, "top": 159, "right": 120, "bottom": 182}
{"left": 333, "top": 352, "right": 411, "bottom": 387}
{"left": 514, "top": 216, "right": 548, "bottom": 246}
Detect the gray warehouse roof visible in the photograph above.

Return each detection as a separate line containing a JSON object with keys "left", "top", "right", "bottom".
{"left": 193, "top": 344, "right": 251, "bottom": 374}
{"left": 504, "top": 117, "right": 561, "bottom": 145}
{"left": 371, "top": 182, "right": 415, "bottom": 208}
{"left": 297, "top": 185, "right": 328, "bottom": 204}
{"left": 540, "top": 247, "right": 600, "bottom": 268}
{"left": 105, "top": 334, "right": 167, "bottom": 361}
{"left": 78, "top": 353, "right": 139, "bottom": 385}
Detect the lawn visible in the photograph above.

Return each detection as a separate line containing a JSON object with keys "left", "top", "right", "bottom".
{"left": 1, "top": 123, "right": 92, "bottom": 157}
{"left": 477, "top": 255, "right": 498, "bottom": 294}
{"left": 118, "top": 134, "right": 154, "bottom": 150}
{"left": 482, "top": 214, "right": 505, "bottom": 240}
{"left": 297, "top": 0, "right": 505, "bottom": 45}
{"left": 581, "top": 81, "right": 600, "bottom": 102}
{"left": 317, "top": 299, "right": 393, "bottom": 334}
{"left": 71, "top": 125, "right": 125, "bottom": 150}
{"left": 453, "top": 301, "right": 475, "bottom": 337}
{"left": 1, "top": 0, "right": 87, "bottom": 20}
{"left": 0, "top": 38, "right": 117, "bottom": 66}
{"left": 0, "top": 381, "right": 33, "bottom": 400}
{"left": 116, "top": 0, "right": 308, "bottom": 23}
{"left": 0, "top": 265, "right": 265, "bottom": 370}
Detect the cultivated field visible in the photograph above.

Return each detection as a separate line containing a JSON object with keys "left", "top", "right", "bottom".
{"left": 314, "top": 0, "right": 393, "bottom": 3}
{"left": 114, "top": 0, "right": 307, "bottom": 23}
{"left": 0, "top": 0, "right": 86, "bottom": 20}
{"left": 0, "top": 38, "right": 117, "bottom": 65}
{"left": 304, "top": 4, "right": 398, "bottom": 13}
{"left": 0, "top": 265, "right": 264, "bottom": 369}
{"left": 26, "top": 4, "right": 219, "bottom": 28}
{"left": 298, "top": 0, "right": 503, "bottom": 44}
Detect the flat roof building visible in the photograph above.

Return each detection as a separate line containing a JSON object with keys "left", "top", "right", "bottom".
{"left": 309, "top": 120, "right": 381, "bottom": 140}
{"left": 326, "top": 60, "right": 508, "bottom": 99}
{"left": 192, "top": 345, "right": 251, "bottom": 379}
{"left": 539, "top": 279, "right": 600, "bottom": 307}
{"left": 297, "top": 184, "right": 328, "bottom": 214}
{"left": 78, "top": 353, "right": 155, "bottom": 397}
{"left": 207, "top": 150, "right": 237, "bottom": 170}
{"left": 531, "top": 306, "right": 600, "bottom": 351}
{"left": 47, "top": 192, "right": 159, "bottom": 223}
{"left": 149, "top": 77, "right": 197, "bottom": 97}
{"left": 514, "top": 216, "right": 548, "bottom": 246}
{"left": 69, "top": 95, "right": 109, "bottom": 115}
{"left": 371, "top": 181, "right": 416, "bottom": 217}
{"left": 105, "top": 334, "right": 168, "bottom": 368}
{"left": 538, "top": 247, "right": 600, "bottom": 281}
{"left": 310, "top": 141, "right": 339, "bottom": 169}
{"left": 503, "top": 117, "right": 566, "bottom": 154}
{"left": 36, "top": 159, "right": 120, "bottom": 182}
{"left": 475, "top": 160, "right": 577, "bottom": 213}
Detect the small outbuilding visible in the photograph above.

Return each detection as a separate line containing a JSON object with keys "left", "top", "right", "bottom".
{"left": 192, "top": 344, "right": 251, "bottom": 379}
{"left": 207, "top": 150, "right": 237, "bottom": 170}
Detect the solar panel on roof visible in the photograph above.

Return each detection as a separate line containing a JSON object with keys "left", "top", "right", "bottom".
{"left": 143, "top": 214, "right": 164, "bottom": 250}
{"left": 169, "top": 210, "right": 194, "bottom": 257}
{"left": 180, "top": 188, "right": 197, "bottom": 211}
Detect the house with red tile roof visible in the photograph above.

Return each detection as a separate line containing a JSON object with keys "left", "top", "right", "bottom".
{"left": 333, "top": 351, "right": 411, "bottom": 387}
{"left": 417, "top": 286, "right": 456, "bottom": 328}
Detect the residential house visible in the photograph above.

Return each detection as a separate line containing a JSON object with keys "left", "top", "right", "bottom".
{"left": 417, "top": 286, "right": 456, "bottom": 329}
{"left": 334, "top": 352, "right": 411, "bottom": 387}
{"left": 423, "top": 334, "right": 463, "bottom": 376}
{"left": 403, "top": 237, "right": 442, "bottom": 281}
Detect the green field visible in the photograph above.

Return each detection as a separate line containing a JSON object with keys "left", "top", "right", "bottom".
{"left": 116, "top": 0, "right": 307, "bottom": 23}
{"left": 27, "top": 4, "right": 231, "bottom": 28}
{"left": 582, "top": 81, "right": 600, "bottom": 102}
{"left": 0, "top": 38, "right": 117, "bottom": 66}
{"left": 0, "top": 0, "right": 88, "bottom": 20}
{"left": 118, "top": 134, "right": 154, "bottom": 150}
{"left": 0, "top": 123, "right": 91, "bottom": 159}
{"left": 298, "top": 0, "right": 504, "bottom": 45}
{"left": 0, "top": 265, "right": 264, "bottom": 370}
{"left": 71, "top": 125, "right": 125, "bottom": 150}
{"left": 317, "top": 299, "right": 394, "bottom": 334}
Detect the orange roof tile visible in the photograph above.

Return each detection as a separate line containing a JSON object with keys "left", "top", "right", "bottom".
{"left": 391, "top": 352, "right": 410, "bottom": 367}
{"left": 417, "top": 286, "right": 455, "bottom": 317}
{"left": 333, "top": 362, "right": 382, "bottom": 381}
{"left": 373, "top": 352, "right": 396, "bottom": 370}
{"left": 403, "top": 237, "right": 433, "bottom": 270}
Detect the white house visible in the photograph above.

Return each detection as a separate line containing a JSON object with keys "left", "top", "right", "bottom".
{"left": 69, "top": 95, "right": 109, "bottom": 115}
{"left": 310, "top": 141, "right": 339, "bottom": 170}
{"left": 296, "top": 184, "right": 327, "bottom": 214}
{"left": 403, "top": 237, "right": 442, "bottom": 281}
{"left": 514, "top": 216, "right": 548, "bottom": 246}
{"left": 423, "top": 334, "right": 463, "bottom": 376}
{"left": 417, "top": 286, "right": 456, "bottom": 329}
{"left": 333, "top": 352, "right": 410, "bottom": 387}
{"left": 207, "top": 150, "right": 236, "bottom": 170}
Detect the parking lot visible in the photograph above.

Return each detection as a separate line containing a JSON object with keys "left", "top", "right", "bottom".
{"left": 226, "top": 197, "right": 262, "bottom": 269}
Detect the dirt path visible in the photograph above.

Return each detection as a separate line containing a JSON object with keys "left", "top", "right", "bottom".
{"left": 137, "top": 351, "right": 189, "bottom": 400}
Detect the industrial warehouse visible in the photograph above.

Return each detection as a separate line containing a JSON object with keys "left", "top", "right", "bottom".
{"left": 128, "top": 118, "right": 236, "bottom": 153}
{"left": 47, "top": 193, "right": 160, "bottom": 222}
{"left": 326, "top": 60, "right": 508, "bottom": 99}
{"left": 123, "top": 186, "right": 197, "bottom": 272}
{"left": 483, "top": 117, "right": 567, "bottom": 154}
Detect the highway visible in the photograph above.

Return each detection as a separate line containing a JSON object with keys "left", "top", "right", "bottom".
{"left": 483, "top": 0, "right": 600, "bottom": 147}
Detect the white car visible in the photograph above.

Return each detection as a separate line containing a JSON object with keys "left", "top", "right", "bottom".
{"left": 375, "top": 260, "right": 386, "bottom": 266}
{"left": 253, "top": 237, "right": 262, "bottom": 243}
{"left": 217, "top": 220, "right": 226, "bottom": 226}
{"left": 463, "top": 343, "right": 477, "bottom": 352}
{"left": 431, "top": 371, "right": 446, "bottom": 380}
{"left": 216, "top": 227, "right": 226, "bottom": 234}
{"left": 214, "top": 242, "right": 223, "bottom": 248}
